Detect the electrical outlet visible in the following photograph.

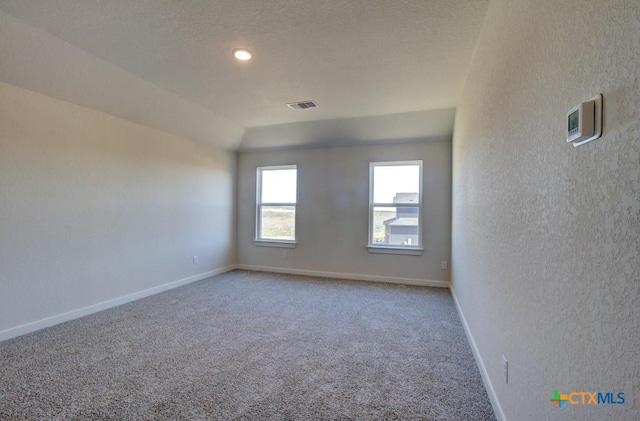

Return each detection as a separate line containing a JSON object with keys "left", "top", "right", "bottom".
{"left": 502, "top": 355, "right": 508, "bottom": 384}
{"left": 441, "top": 260, "right": 448, "bottom": 270}
{"left": 193, "top": 256, "right": 199, "bottom": 265}
{"left": 282, "top": 250, "right": 288, "bottom": 258}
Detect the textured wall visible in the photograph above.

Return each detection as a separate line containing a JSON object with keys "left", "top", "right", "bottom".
{"left": 0, "top": 82, "right": 236, "bottom": 334}
{"left": 452, "top": 1, "right": 640, "bottom": 420}
{"left": 237, "top": 142, "right": 451, "bottom": 284}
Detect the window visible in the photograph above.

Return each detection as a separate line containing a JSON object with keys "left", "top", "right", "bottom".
{"left": 255, "top": 165, "right": 297, "bottom": 247}
{"left": 368, "top": 161, "right": 423, "bottom": 255}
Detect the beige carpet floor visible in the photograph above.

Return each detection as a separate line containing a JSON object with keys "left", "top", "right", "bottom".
{"left": 0, "top": 270, "right": 496, "bottom": 420}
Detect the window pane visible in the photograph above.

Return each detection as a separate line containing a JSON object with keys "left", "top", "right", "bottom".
{"left": 373, "top": 165, "right": 419, "bottom": 204}
{"left": 261, "top": 169, "right": 297, "bottom": 203}
{"left": 260, "top": 206, "right": 295, "bottom": 240}
{"left": 373, "top": 206, "right": 419, "bottom": 246}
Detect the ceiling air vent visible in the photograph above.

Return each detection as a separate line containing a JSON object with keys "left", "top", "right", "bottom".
{"left": 286, "top": 100, "right": 317, "bottom": 110}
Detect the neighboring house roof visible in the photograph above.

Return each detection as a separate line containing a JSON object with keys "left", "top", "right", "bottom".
{"left": 393, "top": 193, "right": 418, "bottom": 203}
{"left": 383, "top": 217, "right": 397, "bottom": 225}
{"left": 384, "top": 217, "right": 419, "bottom": 227}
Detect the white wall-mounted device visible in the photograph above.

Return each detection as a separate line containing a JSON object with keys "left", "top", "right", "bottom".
{"left": 566, "top": 94, "right": 603, "bottom": 147}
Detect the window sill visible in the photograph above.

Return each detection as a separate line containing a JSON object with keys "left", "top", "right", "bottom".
{"left": 254, "top": 240, "right": 297, "bottom": 249}
{"left": 367, "top": 245, "right": 423, "bottom": 256}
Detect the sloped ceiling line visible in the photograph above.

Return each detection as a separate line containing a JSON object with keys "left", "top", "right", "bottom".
{"left": 0, "top": 0, "right": 490, "bottom": 151}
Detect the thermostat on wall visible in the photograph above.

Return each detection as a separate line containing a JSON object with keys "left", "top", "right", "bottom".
{"left": 566, "top": 94, "right": 603, "bottom": 147}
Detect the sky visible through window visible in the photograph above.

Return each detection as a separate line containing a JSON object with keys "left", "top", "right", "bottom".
{"left": 260, "top": 166, "right": 418, "bottom": 203}
{"left": 373, "top": 165, "right": 420, "bottom": 203}
{"left": 261, "top": 169, "right": 297, "bottom": 203}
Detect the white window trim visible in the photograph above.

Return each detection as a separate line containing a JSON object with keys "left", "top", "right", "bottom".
{"left": 255, "top": 165, "right": 297, "bottom": 247}
{"left": 367, "top": 245, "right": 423, "bottom": 255}
{"left": 254, "top": 239, "right": 297, "bottom": 248}
{"left": 367, "top": 160, "right": 423, "bottom": 255}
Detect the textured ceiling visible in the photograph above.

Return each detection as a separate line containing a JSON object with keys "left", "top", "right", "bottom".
{"left": 0, "top": 0, "right": 489, "bottom": 150}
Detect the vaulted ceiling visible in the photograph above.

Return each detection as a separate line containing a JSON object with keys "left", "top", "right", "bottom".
{"left": 0, "top": 0, "right": 489, "bottom": 151}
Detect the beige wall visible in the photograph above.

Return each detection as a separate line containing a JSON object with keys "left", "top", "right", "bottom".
{"left": 452, "top": 1, "right": 640, "bottom": 420}
{"left": 0, "top": 82, "right": 236, "bottom": 338}
{"left": 237, "top": 141, "right": 452, "bottom": 285}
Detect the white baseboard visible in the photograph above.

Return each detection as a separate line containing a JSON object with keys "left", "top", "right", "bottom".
{"left": 236, "top": 264, "right": 449, "bottom": 288}
{"left": 450, "top": 286, "right": 506, "bottom": 421}
{"left": 0, "top": 265, "right": 238, "bottom": 342}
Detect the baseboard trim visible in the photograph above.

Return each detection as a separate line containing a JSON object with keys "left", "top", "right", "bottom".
{"left": 0, "top": 265, "right": 238, "bottom": 342}
{"left": 450, "top": 286, "right": 506, "bottom": 421}
{"left": 236, "top": 264, "right": 449, "bottom": 288}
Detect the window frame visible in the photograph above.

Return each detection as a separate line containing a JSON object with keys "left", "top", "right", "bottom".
{"left": 254, "top": 165, "right": 297, "bottom": 248}
{"left": 367, "top": 160, "right": 423, "bottom": 255}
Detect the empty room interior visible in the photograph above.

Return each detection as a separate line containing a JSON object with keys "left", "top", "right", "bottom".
{"left": 1, "top": 1, "right": 639, "bottom": 420}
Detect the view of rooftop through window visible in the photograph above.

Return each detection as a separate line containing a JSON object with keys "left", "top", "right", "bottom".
{"left": 370, "top": 163, "right": 422, "bottom": 247}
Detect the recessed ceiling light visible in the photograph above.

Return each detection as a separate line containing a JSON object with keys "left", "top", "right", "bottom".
{"left": 233, "top": 48, "right": 252, "bottom": 61}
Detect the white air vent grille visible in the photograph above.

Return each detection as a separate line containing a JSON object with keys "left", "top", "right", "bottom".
{"left": 286, "top": 100, "right": 317, "bottom": 110}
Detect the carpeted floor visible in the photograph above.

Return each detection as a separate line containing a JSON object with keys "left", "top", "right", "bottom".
{"left": 0, "top": 270, "right": 496, "bottom": 420}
